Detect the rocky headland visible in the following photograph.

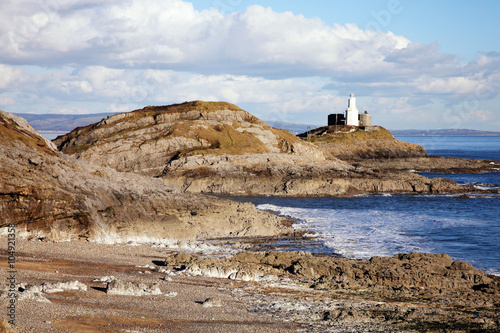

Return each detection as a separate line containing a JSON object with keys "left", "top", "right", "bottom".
{"left": 53, "top": 101, "right": 483, "bottom": 197}
{"left": 300, "top": 125, "right": 500, "bottom": 174}
{"left": 298, "top": 125, "right": 428, "bottom": 161}
{"left": 53, "top": 101, "right": 325, "bottom": 176}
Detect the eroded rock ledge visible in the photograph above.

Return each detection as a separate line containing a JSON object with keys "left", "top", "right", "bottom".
{"left": 357, "top": 156, "right": 500, "bottom": 174}
{"left": 160, "top": 153, "right": 468, "bottom": 196}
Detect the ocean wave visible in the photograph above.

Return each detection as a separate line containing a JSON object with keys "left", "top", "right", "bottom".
{"left": 255, "top": 200, "right": 497, "bottom": 274}
{"left": 258, "top": 204, "right": 435, "bottom": 260}
{"left": 486, "top": 269, "right": 500, "bottom": 277}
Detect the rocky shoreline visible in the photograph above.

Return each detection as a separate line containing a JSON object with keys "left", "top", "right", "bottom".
{"left": 0, "top": 109, "right": 294, "bottom": 242}
{"left": 51, "top": 102, "right": 499, "bottom": 198}
{"left": 1, "top": 237, "right": 499, "bottom": 332}
{"left": 355, "top": 156, "right": 500, "bottom": 174}
{"left": 160, "top": 155, "right": 479, "bottom": 197}
{"left": 1, "top": 103, "right": 500, "bottom": 331}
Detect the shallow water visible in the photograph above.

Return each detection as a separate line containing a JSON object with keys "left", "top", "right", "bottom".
{"left": 228, "top": 194, "right": 500, "bottom": 277}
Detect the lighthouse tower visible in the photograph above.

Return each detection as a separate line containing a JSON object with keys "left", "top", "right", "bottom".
{"left": 345, "top": 92, "right": 359, "bottom": 126}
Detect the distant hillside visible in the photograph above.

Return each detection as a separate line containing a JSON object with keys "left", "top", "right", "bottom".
{"left": 14, "top": 113, "right": 116, "bottom": 132}
{"left": 264, "top": 120, "right": 319, "bottom": 134}
{"left": 14, "top": 113, "right": 499, "bottom": 138}
{"left": 391, "top": 129, "right": 500, "bottom": 136}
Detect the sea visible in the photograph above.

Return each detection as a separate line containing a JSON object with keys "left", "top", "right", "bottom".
{"left": 231, "top": 136, "right": 500, "bottom": 277}
{"left": 41, "top": 132, "right": 67, "bottom": 140}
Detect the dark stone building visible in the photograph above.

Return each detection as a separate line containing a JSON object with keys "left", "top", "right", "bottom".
{"left": 328, "top": 113, "right": 345, "bottom": 126}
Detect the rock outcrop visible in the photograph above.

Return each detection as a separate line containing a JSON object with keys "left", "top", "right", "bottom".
{"left": 299, "top": 125, "right": 428, "bottom": 161}
{"left": 105, "top": 280, "right": 162, "bottom": 296}
{"left": 0, "top": 110, "right": 292, "bottom": 241}
{"left": 164, "top": 251, "right": 500, "bottom": 332}
{"left": 54, "top": 101, "right": 325, "bottom": 176}
{"left": 50, "top": 101, "right": 471, "bottom": 197}
{"left": 160, "top": 154, "right": 465, "bottom": 196}
{"left": 357, "top": 156, "right": 500, "bottom": 173}
{"left": 165, "top": 250, "right": 500, "bottom": 307}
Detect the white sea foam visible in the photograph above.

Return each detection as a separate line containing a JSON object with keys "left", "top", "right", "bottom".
{"left": 486, "top": 269, "right": 500, "bottom": 277}
{"left": 256, "top": 203, "right": 478, "bottom": 261}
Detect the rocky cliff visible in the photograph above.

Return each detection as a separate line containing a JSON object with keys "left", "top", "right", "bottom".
{"left": 0, "top": 110, "right": 292, "bottom": 241}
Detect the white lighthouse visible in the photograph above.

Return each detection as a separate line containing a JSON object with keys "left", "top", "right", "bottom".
{"left": 345, "top": 92, "right": 359, "bottom": 126}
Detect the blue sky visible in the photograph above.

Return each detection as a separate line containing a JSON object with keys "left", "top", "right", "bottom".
{"left": 191, "top": 0, "right": 500, "bottom": 62}
{"left": 214, "top": 1, "right": 499, "bottom": 60}
{"left": 0, "top": 0, "right": 499, "bottom": 130}
{"left": 249, "top": 1, "right": 499, "bottom": 62}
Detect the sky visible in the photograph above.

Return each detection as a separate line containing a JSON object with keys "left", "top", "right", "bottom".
{"left": 0, "top": 0, "right": 499, "bottom": 130}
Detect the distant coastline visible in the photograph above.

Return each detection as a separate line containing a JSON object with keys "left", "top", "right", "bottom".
{"left": 14, "top": 112, "right": 116, "bottom": 132}
{"left": 13, "top": 112, "right": 500, "bottom": 137}
{"left": 391, "top": 129, "right": 500, "bottom": 136}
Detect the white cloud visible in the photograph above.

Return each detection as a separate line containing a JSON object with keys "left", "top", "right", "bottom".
{"left": 0, "top": 1, "right": 499, "bottom": 131}
{"left": 445, "top": 109, "right": 495, "bottom": 125}
{"left": 413, "top": 75, "right": 487, "bottom": 95}
{"left": 374, "top": 97, "right": 412, "bottom": 115}
{"left": 0, "top": 93, "right": 15, "bottom": 106}
{"left": 106, "top": 103, "right": 131, "bottom": 113}
{"left": 0, "top": 0, "right": 413, "bottom": 78}
{"left": 0, "top": 64, "right": 23, "bottom": 89}
{"left": 466, "top": 109, "right": 494, "bottom": 122}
